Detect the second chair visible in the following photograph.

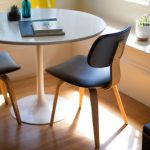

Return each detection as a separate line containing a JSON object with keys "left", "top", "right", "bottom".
{"left": 0, "top": 52, "right": 21, "bottom": 124}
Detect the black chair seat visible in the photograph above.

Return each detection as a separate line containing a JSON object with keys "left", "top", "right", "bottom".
{"left": 46, "top": 55, "right": 111, "bottom": 88}
{"left": 0, "top": 52, "right": 20, "bottom": 75}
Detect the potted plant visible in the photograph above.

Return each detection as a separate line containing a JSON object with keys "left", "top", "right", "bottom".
{"left": 135, "top": 14, "right": 150, "bottom": 41}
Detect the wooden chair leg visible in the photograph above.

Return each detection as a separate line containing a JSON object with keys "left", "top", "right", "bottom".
{"left": 112, "top": 85, "right": 128, "bottom": 124}
{"left": 79, "top": 87, "right": 85, "bottom": 109}
{"left": 0, "top": 80, "right": 9, "bottom": 105}
{"left": 1, "top": 75, "right": 21, "bottom": 124}
{"left": 50, "top": 80, "right": 64, "bottom": 126}
{"left": 89, "top": 88, "right": 100, "bottom": 149}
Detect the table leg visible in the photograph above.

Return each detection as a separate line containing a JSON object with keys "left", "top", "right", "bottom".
{"left": 10, "top": 45, "right": 67, "bottom": 125}
{"left": 36, "top": 45, "right": 45, "bottom": 103}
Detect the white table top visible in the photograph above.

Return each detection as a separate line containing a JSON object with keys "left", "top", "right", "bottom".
{"left": 0, "top": 8, "right": 106, "bottom": 45}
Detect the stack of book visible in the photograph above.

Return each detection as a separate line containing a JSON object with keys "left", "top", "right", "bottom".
{"left": 32, "top": 20, "right": 65, "bottom": 36}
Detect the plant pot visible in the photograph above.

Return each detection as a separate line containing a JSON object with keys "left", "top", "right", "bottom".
{"left": 7, "top": 11, "right": 21, "bottom": 21}
{"left": 7, "top": 5, "right": 21, "bottom": 21}
{"left": 135, "top": 24, "right": 150, "bottom": 41}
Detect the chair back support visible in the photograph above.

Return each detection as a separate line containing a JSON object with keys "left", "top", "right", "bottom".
{"left": 31, "top": 0, "right": 55, "bottom": 8}
{"left": 88, "top": 26, "right": 131, "bottom": 68}
{"left": 88, "top": 26, "right": 131, "bottom": 87}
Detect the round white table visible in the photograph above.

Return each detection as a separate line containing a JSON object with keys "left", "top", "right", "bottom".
{"left": 0, "top": 8, "right": 106, "bottom": 125}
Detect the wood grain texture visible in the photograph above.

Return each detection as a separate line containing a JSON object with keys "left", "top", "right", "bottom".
{"left": 89, "top": 88, "right": 99, "bottom": 149}
{"left": 113, "top": 85, "right": 128, "bottom": 124}
{"left": 106, "top": 41, "right": 125, "bottom": 89}
{"left": 0, "top": 74, "right": 150, "bottom": 150}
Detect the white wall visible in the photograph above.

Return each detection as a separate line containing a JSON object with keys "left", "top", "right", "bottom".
{"left": 56, "top": 0, "right": 79, "bottom": 9}
{"left": 0, "top": 0, "right": 22, "bottom": 11}
{"left": 79, "top": 0, "right": 150, "bottom": 25}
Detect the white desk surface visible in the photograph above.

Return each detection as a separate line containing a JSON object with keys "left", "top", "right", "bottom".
{"left": 0, "top": 8, "right": 106, "bottom": 45}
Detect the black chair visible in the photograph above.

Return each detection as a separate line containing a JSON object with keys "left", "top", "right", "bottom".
{"left": 0, "top": 52, "right": 21, "bottom": 124}
{"left": 46, "top": 26, "right": 131, "bottom": 148}
{"left": 142, "top": 123, "right": 150, "bottom": 150}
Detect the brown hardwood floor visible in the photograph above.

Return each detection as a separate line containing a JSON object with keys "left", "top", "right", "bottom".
{"left": 0, "top": 74, "right": 150, "bottom": 150}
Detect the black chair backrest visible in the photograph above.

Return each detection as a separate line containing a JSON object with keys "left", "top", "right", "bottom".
{"left": 87, "top": 26, "right": 131, "bottom": 68}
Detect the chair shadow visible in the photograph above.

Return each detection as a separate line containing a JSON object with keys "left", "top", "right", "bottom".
{"left": 64, "top": 106, "right": 128, "bottom": 150}
{"left": 100, "top": 123, "right": 127, "bottom": 150}
{"left": 68, "top": 107, "right": 81, "bottom": 132}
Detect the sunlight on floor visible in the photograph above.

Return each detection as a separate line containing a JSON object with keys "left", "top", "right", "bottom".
{"left": 65, "top": 90, "right": 142, "bottom": 150}
{"left": 0, "top": 94, "right": 5, "bottom": 106}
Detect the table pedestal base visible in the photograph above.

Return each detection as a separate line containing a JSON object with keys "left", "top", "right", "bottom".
{"left": 10, "top": 94, "right": 68, "bottom": 125}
